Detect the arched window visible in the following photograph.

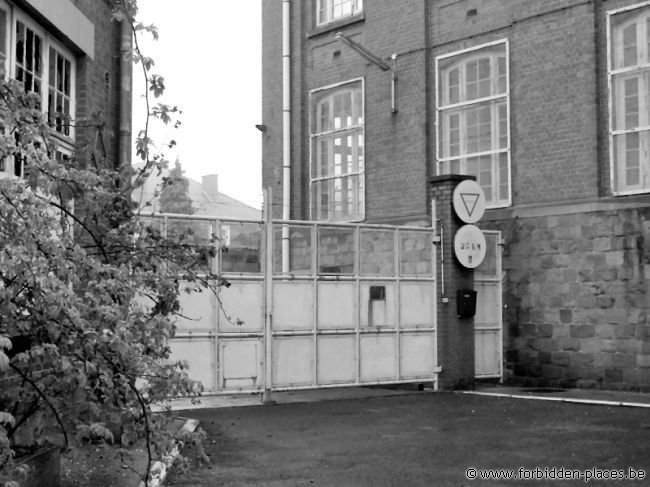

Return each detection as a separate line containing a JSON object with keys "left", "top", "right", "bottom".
{"left": 609, "top": 3, "right": 650, "bottom": 194}
{"left": 436, "top": 41, "right": 510, "bottom": 207}
{"left": 310, "top": 80, "right": 364, "bottom": 221}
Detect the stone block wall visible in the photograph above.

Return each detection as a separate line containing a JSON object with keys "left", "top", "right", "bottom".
{"left": 487, "top": 205, "right": 650, "bottom": 390}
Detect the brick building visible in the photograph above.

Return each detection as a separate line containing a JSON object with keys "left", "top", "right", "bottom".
{"left": 262, "top": 0, "right": 650, "bottom": 391}
{"left": 0, "top": 0, "right": 131, "bottom": 176}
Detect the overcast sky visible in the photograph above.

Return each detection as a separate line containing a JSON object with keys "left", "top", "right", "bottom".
{"left": 132, "top": 0, "right": 263, "bottom": 209}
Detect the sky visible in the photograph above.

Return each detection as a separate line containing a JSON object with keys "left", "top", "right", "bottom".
{"left": 132, "top": 0, "right": 263, "bottom": 209}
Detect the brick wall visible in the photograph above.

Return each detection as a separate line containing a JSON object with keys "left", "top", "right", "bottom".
{"left": 262, "top": 0, "right": 650, "bottom": 391}
{"left": 70, "top": 0, "right": 124, "bottom": 169}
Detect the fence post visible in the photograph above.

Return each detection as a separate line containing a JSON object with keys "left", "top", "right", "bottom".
{"left": 262, "top": 188, "right": 275, "bottom": 404}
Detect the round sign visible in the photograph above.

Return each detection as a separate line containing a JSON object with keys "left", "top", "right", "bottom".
{"left": 454, "top": 224, "right": 486, "bottom": 269}
{"left": 452, "top": 180, "right": 486, "bottom": 224}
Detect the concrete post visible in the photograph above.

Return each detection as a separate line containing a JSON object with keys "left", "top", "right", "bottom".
{"left": 430, "top": 174, "right": 476, "bottom": 390}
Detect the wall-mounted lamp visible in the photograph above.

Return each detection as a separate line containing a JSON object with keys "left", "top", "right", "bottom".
{"left": 255, "top": 124, "right": 267, "bottom": 133}
{"left": 335, "top": 32, "right": 398, "bottom": 114}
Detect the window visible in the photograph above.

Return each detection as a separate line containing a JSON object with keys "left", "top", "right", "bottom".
{"left": 317, "top": 0, "right": 363, "bottom": 26}
{"left": 436, "top": 41, "right": 510, "bottom": 207}
{"left": 310, "top": 79, "right": 364, "bottom": 221}
{"left": 0, "top": 3, "right": 75, "bottom": 179}
{"left": 609, "top": 3, "right": 650, "bottom": 194}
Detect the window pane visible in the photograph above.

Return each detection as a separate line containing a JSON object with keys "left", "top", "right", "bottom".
{"left": 613, "top": 132, "right": 643, "bottom": 190}
{"left": 311, "top": 175, "right": 364, "bottom": 221}
{"left": 15, "top": 21, "right": 43, "bottom": 95}
{"left": 497, "top": 56, "right": 507, "bottom": 94}
{"left": 448, "top": 68, "right": 459, "bottom": 104}
{"left": 498, "top": 153, "right": 508, "bottom": 202}
{"left": 624, "top": 78, "right": 639, "bottom": 129}
{"left": 498, "top": 103, "right": 507, "bottom": 149}
{"left": 623, "top": 24, "right": 637, "bottom": 67}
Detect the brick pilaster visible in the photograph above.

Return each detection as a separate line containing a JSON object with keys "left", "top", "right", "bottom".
{"left": 430, "top": 174, "right": 476, "bottom": 390}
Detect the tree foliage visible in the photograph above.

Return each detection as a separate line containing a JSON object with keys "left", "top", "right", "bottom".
{"left": 160, "top": 159, "right": 194, "bottom": 215}
{"left": 0, "top": 1, "right": 216, "bottom": 485}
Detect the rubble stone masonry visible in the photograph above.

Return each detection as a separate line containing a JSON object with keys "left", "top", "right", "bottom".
{"left": 486, "top": 205, "right": 650, "bottom": 390}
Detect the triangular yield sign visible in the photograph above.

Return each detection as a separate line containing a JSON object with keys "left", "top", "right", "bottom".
{"left": 460, "top": 193, "right": 479, "bottom": 218}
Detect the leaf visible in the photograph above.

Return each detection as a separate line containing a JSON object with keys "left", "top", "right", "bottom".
{"left": 0, "top": 336, "right": 11, "bottom": 351}
{"left": 0, "top": 412, "right": 15, "bottom": 427}
{"left": 0, "top": 350, "right": 8, "bottom": 371}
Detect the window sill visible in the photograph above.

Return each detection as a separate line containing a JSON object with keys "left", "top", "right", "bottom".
{"left": 307, "top": 13, "right": 365, "bottom": 39}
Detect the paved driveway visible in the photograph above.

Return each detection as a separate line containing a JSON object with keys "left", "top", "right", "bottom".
{"left": 167, "top": 392, "right": 650, "bottom": 486}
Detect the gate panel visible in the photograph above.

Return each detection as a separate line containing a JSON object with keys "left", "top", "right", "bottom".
{"left": 170, "top": 338, "right": 215, "bottom": 392}
{"left": 272, "top": 337, "right": 313, "bottom": 387}
{"left": 317, "top": 282, "right": 356, "bottom": 329}
{"left": 150, "top": 213, "right": 439, "bottom": 396}
{"left": 219, "top": 338, "right": 262, "bottom": 391}
{"left": 400, "top": 333, "right": 436, "bottom": 378}
{"left": 272, "top": 282, "right": 313, "bottom": 330}
{"left": 217, "top": 282, "right": 264, "bottom": 332}
{"left": 317, "top": 336, "right": 356, "bottom": 384}
{"left": 360, "top": 334, "right": 398, "bottom": 382}
{"left": 360, "top": 282, "right": 396, "bottom": 328}
{"left": 475, "top": 231, "right": 503, "bottom": 379}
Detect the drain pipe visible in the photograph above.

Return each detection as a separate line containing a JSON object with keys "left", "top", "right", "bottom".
{"left": 281, "top": 0, "right": 291, "bottom": 273}
{"left": 119, "top": 19, "right": 133, "bottom": 170}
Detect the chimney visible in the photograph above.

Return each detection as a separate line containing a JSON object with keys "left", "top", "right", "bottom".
{"left": 202, "top": 174, "right": 219, "bottom": 201}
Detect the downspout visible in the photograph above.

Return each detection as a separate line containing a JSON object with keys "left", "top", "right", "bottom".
{"left": 281, "top": 0, "right": 291, "bottom": 273}
{"left": 119, "top": 19, "right": 133, "bottom": 170}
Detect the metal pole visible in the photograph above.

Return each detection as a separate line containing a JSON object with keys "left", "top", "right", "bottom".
{"left": 262, "top": 189, "right": 275, "bottom": 404}
{"left": 281, "top": 0, "right": 291, "bottom": 273}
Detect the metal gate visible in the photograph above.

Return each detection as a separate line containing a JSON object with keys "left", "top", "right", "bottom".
{"left": 474, "top": 230, "right": 503, "bottom": 379}
{"left": 143, "top": 214, "right": 440, "bottom": 394}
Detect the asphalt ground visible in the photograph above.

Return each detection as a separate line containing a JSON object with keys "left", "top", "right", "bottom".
{"left": 166, "top": 391, "right": 650, "bottom": 486}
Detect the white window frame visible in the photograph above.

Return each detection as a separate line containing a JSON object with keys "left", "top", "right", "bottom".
{"left": 0, "top": 0, "right": 9, "bottom": 77}
{"left": 607, "top": 1, "right": 650, "bottom": 195}
{"left": 0, "top": 1, "right": 76, "bottom": 179}
{"left": 309, "top": 78, "right": 365, "bottom": 222}
{"left": 316, "top": 0, "right": 363, "bottom": 26}
{"left": 435, "top": 39, "right": 511, "bottom": 208}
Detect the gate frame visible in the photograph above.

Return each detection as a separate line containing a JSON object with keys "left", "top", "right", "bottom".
{"left": 474, "top": 230, "right": 504, "bottom": 381}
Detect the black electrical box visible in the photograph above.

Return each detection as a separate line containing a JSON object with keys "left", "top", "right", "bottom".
{"left": 457, "top": 289, "right": 477, "bottom": 318}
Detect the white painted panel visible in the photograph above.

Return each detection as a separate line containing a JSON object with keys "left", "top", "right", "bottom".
{"left": 475, "top": 331, "right": 501, "bottom": 377}
{"left": 400, "top": 333, "right": 435, "bottom": 379}
{"left": 220, "top": 339, "right": 261, "bottom": 391}
{"left": 475, "top": 282, "right": 500, "bottom": 328}
{"left": 317, "top": 336, "right": 356, "bottom": 385}
{"left": 272, "top": 337, "right": 314, "bottom": 387}
{"left": 273, "top": 282, "right": 314, "bottom": 330}
{"left": 169, "top": 338, "right": 214, "bottom": 393}
{"left": 360, "top": 335, "right": 397, "bottom": 381}
{"left": 400, "top": 282, "right": 435, "bottom": 327}
{"left": 317, "top": 282, "right": 356, "bottom": 329}
{"left": 177, "top": 288, "right": 213, "bottom": 331}
{"left": 218, "top": 282, "right": 264, "bottom": 332}
{"left": 360, "top": 283, "right": 396, "bottom": 328}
